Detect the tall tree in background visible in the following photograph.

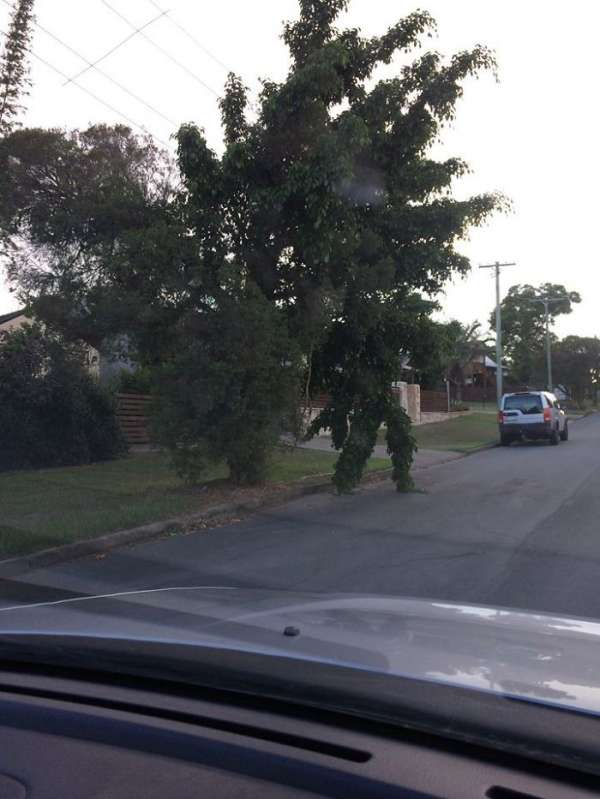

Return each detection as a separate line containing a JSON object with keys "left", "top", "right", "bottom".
{"left": 177, "top": 0, "right": 505, "bottom": 491}
{"left": 0, "top": 0, "right": 35, "bottom": 136}
{"left": 491, "top": 284, "right": 581, "bottom": 385}
{"left": 553, "top": 336, "right": 600, "bottom": 406}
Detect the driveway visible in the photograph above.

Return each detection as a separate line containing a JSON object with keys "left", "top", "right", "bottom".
{"left": 2, "top": 415, "right": 600, "bottom": 619}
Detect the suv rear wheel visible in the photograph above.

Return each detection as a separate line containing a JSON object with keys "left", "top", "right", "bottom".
{"left": 550, "top": 428, "right": 560, "bottom": 446}
{"left": 560, "top": 421, "right": 569, "bottom": 441}
{"left": 500, "top": 433, "right": 512, "bottom": 447}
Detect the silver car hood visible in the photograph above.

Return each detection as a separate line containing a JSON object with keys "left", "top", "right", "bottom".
{"left": 0, "top": 587, "right": 599, "bottom": 717}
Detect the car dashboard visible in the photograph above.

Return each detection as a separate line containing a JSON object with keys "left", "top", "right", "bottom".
{"left": 0, "top": 663, "right": 598, "bottom": 799}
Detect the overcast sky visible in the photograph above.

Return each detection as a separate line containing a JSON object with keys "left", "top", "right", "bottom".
{"left": 0, "top": 0, "right": 597, "bottom": 338}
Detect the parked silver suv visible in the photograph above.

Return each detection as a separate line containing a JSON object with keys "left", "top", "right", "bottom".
{"left": 499, "top": 391, "right": 568, "bottom": 446}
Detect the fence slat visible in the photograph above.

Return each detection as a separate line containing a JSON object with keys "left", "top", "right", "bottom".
{"left": 116, "top": 393, "right": 151, "bottom": 446}
{"left": 421, "top": 390, "right": 447, "bottom": 413}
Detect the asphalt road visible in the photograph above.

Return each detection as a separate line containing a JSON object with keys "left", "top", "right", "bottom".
{"left": 3, "top": 414, "right": 600, "bottom": 618}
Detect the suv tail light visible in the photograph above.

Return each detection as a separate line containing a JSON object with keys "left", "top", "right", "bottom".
{"left": 497, "top": 411, "right": 504, "bottom": 423}
{"left": 543, "top": 407, "right": 552, "bottom": 422}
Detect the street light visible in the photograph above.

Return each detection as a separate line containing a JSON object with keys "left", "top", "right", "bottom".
{"left": 525, "top": 296, "right": 570, "bottom": 392}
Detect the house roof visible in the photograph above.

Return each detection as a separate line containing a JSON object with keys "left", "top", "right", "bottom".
{"left": 0, "top": 309, "right": 26, "bottom": 326}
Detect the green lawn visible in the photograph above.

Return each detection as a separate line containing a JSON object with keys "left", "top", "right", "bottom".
{"left": 413, "top": 412, "right": 498, "bottom": 453}
{"left": 0, "top": 448, "right": 390, "bottom": 559}
{"left": 378, "top": 412, "right": 498, "bottom": 453}
{"left": 457, "top": 401, "right": 499, "bottom": 415}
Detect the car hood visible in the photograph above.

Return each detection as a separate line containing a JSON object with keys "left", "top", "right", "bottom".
{"left": 0, "top": 587, "right": 599, "bottom": 718}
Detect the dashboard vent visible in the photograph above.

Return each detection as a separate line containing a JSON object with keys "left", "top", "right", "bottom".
{"left": 487, "top": 787, "right": 544, "bottom": 799}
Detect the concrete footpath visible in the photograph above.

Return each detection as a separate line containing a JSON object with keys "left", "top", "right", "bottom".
{"left": 300, "top": 436, "right": 465, "bottom": 470}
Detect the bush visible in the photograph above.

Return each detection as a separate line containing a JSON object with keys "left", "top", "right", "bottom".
{"left": 152, "top": 286, "right": 300, "bottom": 486}
{"left": 111, "top": 366, "right": 154, "bottom": 395}
{"left": 0, "top": 325, "right": 127, "bottom": 471}
{"left": 451, "top": 402, "right": 470, "bottom": 412}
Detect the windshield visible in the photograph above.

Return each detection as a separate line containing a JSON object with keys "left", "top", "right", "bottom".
{"left": 503, "top": 394, "right": 544, "bottom": 413}
{"left": 0, "top": 0, "right": 598, "bottom": 767}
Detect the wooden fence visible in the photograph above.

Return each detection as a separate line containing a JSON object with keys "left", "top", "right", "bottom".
{"left": 420, "top": 390, "right": 448, "bottom": 413}
{"left": 116, "top": 393, "right": 152, "bottom": 446}
{"left": 453, "top": 385, "right": 529, "bottom": 403}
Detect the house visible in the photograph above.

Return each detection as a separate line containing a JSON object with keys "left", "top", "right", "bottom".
{"left": 463, "top": 354, "right": 508, "bottom": 389}
{"left": 0, "top": 308, "right": 130, "bottom": 382}
{"left": 0, "top": 308, "right": 29, "bottom": 335}
{"left": 447, "top": 351, "right": 510, "bottom": 403}
{"left": 554, "top": 384, "right": 571, "bottom": 402}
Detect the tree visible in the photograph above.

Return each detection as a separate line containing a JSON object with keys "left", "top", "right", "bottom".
{"left": 553, "top": 336, "right": 600, "bottom": 406}
{"left": 491, "top": 284, "right": 581, "bottom": 385}
{"left": 0, "top": 323, "right": 126, "bottom": 471}
{"left": 152, "top": 284, "right": 301, "bottom": 485}
{"left": 0, "top": 124, "right": 180, "bottom": 359}
{"left": 4, "top": 1, "right": 506, "bottom": 492}
{"left": 443, "top": 320, "right": 490, "bottom": 400}
{"left": 176, "top": 1, "right": 504, "bottom": 492}
{"left": 0, "top": 0, "right": 35, "bottom": 136}
{"left": 398, "top": 318, "right": 452, "bottom": 391}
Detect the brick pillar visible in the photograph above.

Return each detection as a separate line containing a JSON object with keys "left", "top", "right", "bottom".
{"left": 407, "top": 384, "right": 421, "bottom": 424}
{"left": 394, "top": 381, "right": 408, "bottom": 412}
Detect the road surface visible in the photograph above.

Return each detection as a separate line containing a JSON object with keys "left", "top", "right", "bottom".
{"left": 2, "top": 414, "right": 600, "bottom": 618}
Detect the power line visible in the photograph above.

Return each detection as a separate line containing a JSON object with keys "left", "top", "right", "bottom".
{"left": 0, "top": 28, "right": 172, "bottom": 147}
{"left": 145, "top": 0, "right": 231, "bottom": 74}
{"left": 143, "top": 0, "right": 261, "bottom": 115}
{"left": 64, "top": 7, "right": 169, "bottom": 86}
{"left": 145, "top": 0, "right": 263, "bottom": 115}
{"left": 34, "top": 50, "right": 170, "bottom": 146}
{"left": 100, "top": 0, "right": 220, "bottom": 98}
{"left": 0, "top": 0, "right": 176, "bottom": 126}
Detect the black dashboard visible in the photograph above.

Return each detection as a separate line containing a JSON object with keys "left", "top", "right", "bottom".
{"left": 0, "top": 664, "right": 598, "bottom": 799}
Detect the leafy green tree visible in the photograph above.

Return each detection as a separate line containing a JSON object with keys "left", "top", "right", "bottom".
{"left": 177, "top": 1, "right": 504, "bottom": 492}
{"left": 152, "top": 284, "right": 301, "bottom": 485}
{"left": 553, "top": 336, "right": 600, "bottom": 406}
{"left": 491, "top": 284, "right": 581, "bottom": 385}
{"left": 0, "top": 124, "right": 180, "bottom": 359}
{"left": 4, "top": 1, "right": 505, "bottom": 492}
{"left": 0, "top": 0, "right": 35, "bottom": 136}
{"left": 397, "top": 318, "right": 451, "bottom": 391}
{"left": 0, "top": 323, "right": 126, "bottom": 471}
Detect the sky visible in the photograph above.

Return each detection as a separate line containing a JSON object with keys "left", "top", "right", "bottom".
{"left": 0, "top": 0, "right": 597, "bottom": 339}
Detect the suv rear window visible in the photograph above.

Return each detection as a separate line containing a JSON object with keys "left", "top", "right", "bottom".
{"left": 503, "top": 394, "right": 544, "bottom": 413}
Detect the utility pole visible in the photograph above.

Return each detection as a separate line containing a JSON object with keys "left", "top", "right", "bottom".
{"left": 525, "top": 296, "right": 570, "bottom": 392}
{"left": 479, "top": 261, "right": 516, "bottom": 407}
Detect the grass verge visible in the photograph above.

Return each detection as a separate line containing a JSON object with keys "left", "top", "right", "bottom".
{"left": 378, "top": 412, "right": 498, "bottom": 453}
{"left": 0, "top": 447, "right": 390, "bottom": 559}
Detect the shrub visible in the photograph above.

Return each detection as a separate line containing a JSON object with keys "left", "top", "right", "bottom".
{"left": 152, "top": 286, "right": 300, "bottom": 486}
{"left": 111, "top": 366, "right": 153, "bottom": 396}
{"left": 451, "top": 402, "right": 470, "bottom": 412}
{"left": 0, "top": 324, "right": 126, "bottom": 471}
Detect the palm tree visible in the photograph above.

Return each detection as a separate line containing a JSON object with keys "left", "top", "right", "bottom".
{"left": 446, "top": 320, "right": 490, "bottom": 402}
